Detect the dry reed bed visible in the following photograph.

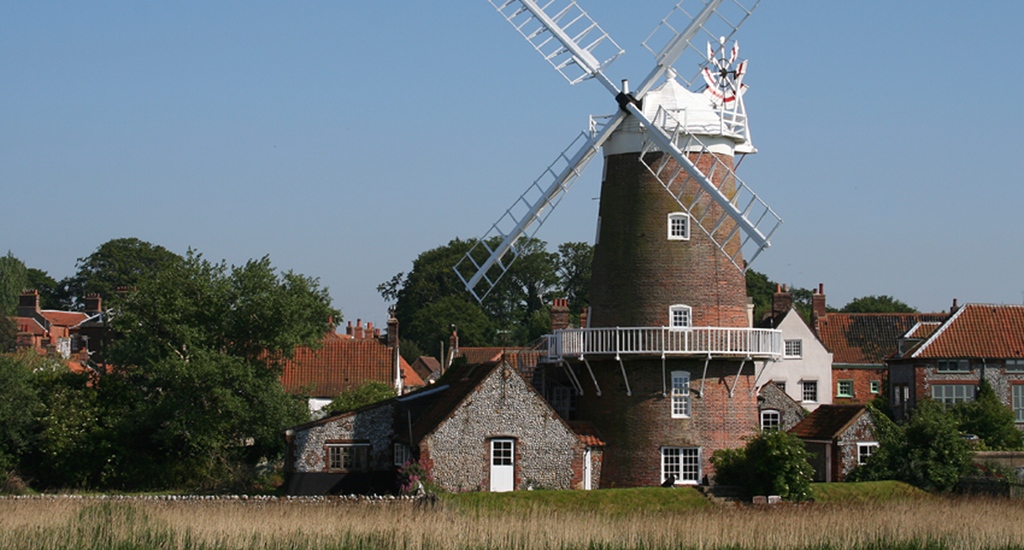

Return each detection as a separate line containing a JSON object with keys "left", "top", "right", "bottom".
{"left": 1, "top": 496, "right": 1024, "bottom": 549}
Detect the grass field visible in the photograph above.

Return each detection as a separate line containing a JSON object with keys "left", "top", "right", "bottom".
{"left": 2, "top": 484, "right": 1023, "bottom": 549}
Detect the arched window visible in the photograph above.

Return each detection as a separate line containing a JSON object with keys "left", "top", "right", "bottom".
{"left": 669, "top": 304, "right": 692, "bottom": 329}
{"left": 667, "top": 212, "right": 690, "bottom": 241}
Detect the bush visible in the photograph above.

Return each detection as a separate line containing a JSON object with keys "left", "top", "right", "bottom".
{"left": 954, "top": 380, "right": 1022, "bottom": 450}
{"left": 711, "top": 430, "right": 814, "bottom": 501}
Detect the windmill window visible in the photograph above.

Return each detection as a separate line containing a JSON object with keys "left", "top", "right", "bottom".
{"left": 671, "top": 371, "right": 691, "bottom": 418}
{"left": 669, "top": 305, "right": 692, "bottom": 329}
{"left": 661, "top": 447, "right": 700, "bottom": 485}
{"left": 667, "top": 212, "right": 690, "bottom": 241}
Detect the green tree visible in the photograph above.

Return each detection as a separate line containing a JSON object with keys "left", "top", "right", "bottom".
{"left": 326, "top": 380, "right": 396, "bottom": 415}
{"left": 62, "top": 238, "right": 182, "bottom": 310}
{"left": 0, "top": 252, "right": 28, "bottom": 316}
{"left": 0, "top": 316, "right": 16, "bottom": 353}
{"left": 94, "top": 250, "right": 338, "bottom": 490}
{"left": 0, "top": 354, "right": 42, "bottom": 475}
{"left": 850, "top": 401, "right": 972, "bottom": 491}
{"left": 745, "top": 270, "right": 775, "bottom": 321}
{"left": 840, "top": 295, "right": 917, "bottom": 313}
{"left": 555, "top": 241, "right": 592, "bottom": 315}
{"left": 954, "top": 380, "right": 1022, "bottom": 450}
{"left": 711, "top": 430, "right": 814, "bottom": 501}
{"left": 25, "top": 268, "right": 63, "bottom": 310}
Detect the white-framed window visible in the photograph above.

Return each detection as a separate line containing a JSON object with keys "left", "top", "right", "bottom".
{"left": 491, "top": 438, "right": 514, "bottom": 466}
{"left": 1013, "top": 385, "right": 1024, "bottom": 422}
{"left": 837, "top": 380, "right": 854, "bottom": 398}
{"left": 937, "top": 359, "right": 970, "bottom": 373}
{"left": 667, "top": 212, "right": 690, "bottom": 241}
{"left": 1007, "top": 359, "right": 1024, "bottom": 373}
{"left": 669, "top": 304, "right": 692, "bottom": 329}
{"left": 394, "top": 443, "right": 410, "bottom": 467}
{"left": 761, "top": 409, "right": 781, "bottom": 431}
{"left": 857, "top": 442, "right": 879, "bottom": 466}
{"left": 870, "top": 380, "right": 880, "bottom": 394}
{"left": 326, "top": 443, "right": 369, "bottom": 472}
{"left": 802, "top": 380, "right": 818, "bottom": 403}
{"left": 671, "top": 371, "right": 691, "bottom": 418}
{"left": 784, "top": 339, "right": 803, "bottom": 359}
{"left": 931, "top": 384, "right": 976, "bottom": 407}
{"left": 661, "top": 447, "right": 701, "bottom": 485}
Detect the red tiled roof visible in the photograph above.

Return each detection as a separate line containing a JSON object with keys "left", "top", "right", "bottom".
{"left": 13, "top": 316, "right": 46, "bottom": 336}
{"left": 911, "top": 304, "right": 1024, "bottom": 359}
{"left": 906, "top": 322, "right": 941, "bottom": 339}
{"left": 39, "top": 310, "right": 89, "bottom": 327}
{"left": 456, "top": 347, "right": 545, "bottom": 379}
{"left": 788, "top": 404, "right": 867, "bottom": 440}
{"left": 279, "top": 335, "right": 409, "bottom": 397}
{"left": 816, "top": 313, "right": 947, "bottom": 365}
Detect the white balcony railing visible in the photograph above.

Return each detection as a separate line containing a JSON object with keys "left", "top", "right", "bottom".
{"left": 544, "top": 326, "right": 783, "bottom": 361}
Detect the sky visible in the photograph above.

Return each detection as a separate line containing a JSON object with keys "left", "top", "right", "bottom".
{"left": 3, "top": 1, "right": 1023, "bottom": 325}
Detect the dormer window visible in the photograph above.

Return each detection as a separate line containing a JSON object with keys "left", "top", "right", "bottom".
{"left": 669, "top": 305, "right": 692, "bottom": 329}
{"left": 667, "top": 212, "right": 690, "bottom": 241}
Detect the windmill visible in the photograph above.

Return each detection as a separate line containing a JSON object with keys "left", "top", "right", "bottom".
{"left": 455, "top": 0, "right": 786, "bottom": 488}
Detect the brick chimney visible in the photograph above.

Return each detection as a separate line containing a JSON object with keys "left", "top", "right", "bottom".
{"left": 772, "top": 284, "right": 792, "bottom": 317}
{"left": 579, "top": 307, "right": 589, "bottom": 329}
{"left": 811, "top": 283, "right": 827, "bottom": 326}
{"left": 17, "top": 290, "right": 40, "bottom": 319}
{"left": 387, "top": 313, "right": 399, "bottom": 348}
{"left": 551, "top": 298, "right": 570, "bottom": 332}
{"left": 84, "top": 294, "right": 103, "bottom": 315}
{"left": 951, "top": 298, "right": 959, "bottom": 314}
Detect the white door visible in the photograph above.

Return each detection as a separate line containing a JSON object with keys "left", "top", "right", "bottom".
{"left": 583, "top": 448, "right": 593, "bottom": 490}
{"left": 490, "top": 439, "right": 514, "bottom": 492}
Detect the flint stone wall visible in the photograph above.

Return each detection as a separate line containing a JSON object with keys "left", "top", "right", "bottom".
{"left": 424, "top": 364, "right": 584, "bottom": 491}
{"left": 290, "top": 403, "right": 396, "bottom": 473}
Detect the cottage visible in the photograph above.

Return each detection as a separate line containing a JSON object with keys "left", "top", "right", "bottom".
{"left": 788, "top": 404, "right": 877, "bottom": 482}
{"left": 887, "top": 303, "right": 1024, "bottom": 423}
{"left": 757, "top": 285, "right": 833, "bottom": 411}
{"left": 283, "top": 360, "right": 603, "bottom": 495}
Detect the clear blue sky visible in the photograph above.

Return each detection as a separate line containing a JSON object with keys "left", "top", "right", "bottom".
{"left": 3, "top": 1, "right": 1023, "bottom": 325}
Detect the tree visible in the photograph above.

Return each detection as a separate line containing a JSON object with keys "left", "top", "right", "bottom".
{"left": 954, "top": 380, "right": 1022, "bottom": 450}
{"left": 93, "top": 250, "right": 338, "bottom": 490}
{"left": 0, "top": 252, "right": 28, "bottom": 316}
{"left": 0, "top": 354, "right": 42, "bottom": 475}
{"left": 555, "top": 241, "right": 592, "bottom": 315}
{"left": 62, "top": 238, "right": 182, "bottom": 309}
{"left": 326, "top": 380, "right": 396, "bottom": 415}
{"left": 745, "top": 270, "right": 775, "bottom": 321}
{"left": 0, "top": 316, "right": 16, "bottom": 353}
{"left": 25, "top": 268, "right": 63, "bottom": 310}
{"left": 850, "top": 401, "right": 972, "bottom": 492}
{"left": 840, "top": 295, "right": 917, "bottom": 313}
{"left": 711, "top": 430, "right": 814, "bottom": 501}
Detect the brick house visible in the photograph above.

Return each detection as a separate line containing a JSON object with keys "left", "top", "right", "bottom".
{"left": 283, "top": 360, "right": 603, "bottom": 494}
{"left": 279, "top": 317, "right": 423, "bottom": 416}
{"left": 788, "top": 404, "right": 877, "bottom": 482}
{"left": 887, "top": 303, "right": 1024, "bottom": 423}
{"left": 758, "top": 285, "right": 833, "bottom": 412}
{"left": 12, "top": 290, "right": 91, "bottom": 358}
{"left": 813, "top": 291, "right": 947, "bottom": 405}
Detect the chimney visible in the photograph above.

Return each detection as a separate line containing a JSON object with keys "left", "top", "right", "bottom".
{"left": 346, "top": 320, "right": 354, "bottom": 337}
{"left": 449, "top": 328, "right": 459, "bottom": 357}
{"left": 811, "top": 283, "right": 827, "bottom": 326}
{"left": 353, "top": 319, "right": 364, "bottom": 339}
{"left": 551, "top": 298, "right": 570, "bottom": 332}
{"left": 17, "top": 290, "right": 40, "bottom": 318}
{"left": 579, "top": 307, "right": 589, "bottom": 329}
{"left": 772, "top": 284, "right": 792, "bottom": 317}
{"left": 387, "top": 314, "right": 399, "bottom": 348}
{"left": 84, "top": 294, "right": 103, "bottom": 315}
{"left": 951, "top": 298, "right": 959, "bottom": 314}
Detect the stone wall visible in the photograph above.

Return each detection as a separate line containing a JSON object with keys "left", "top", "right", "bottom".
{"left": 423, "top": 363, "right": 585, "bottom": 492}
{"left": 758, "top": 382, "right": 806, "bottom": 431}
{"left": 289, "top": 403, "right": 396, "bottom": 473}
{"left": 834, "top": 410, "right": 876, "bottom": 481}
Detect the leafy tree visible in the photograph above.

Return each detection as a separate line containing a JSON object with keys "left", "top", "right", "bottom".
{"left": 0, "top": 252, "right": 28, "bottom": 316}
{"left": 91, "top": 250, "right": 338, "bottom": 490}
{"left": 25, "top": 268, "right": 63, "bottom": 310}
{"left": 850, "top": 400, "right": 972, "bottom": 492}
{"left": 840, "top": 295, "right": 917, "bottom": 313}
{"left": 745, "top": 270, "right": 775, "bottom": 321}
{"left": 711, "top": 430, "right": 814, "bottom": 501}
{"left": 555, "top": 241, "right": 592, "bottom": 315}
{"left": 954, "top": 380, "right": 1022, "bottom": 450}
{"left": 0, "top": 316, "right": 16, "bottom": 353}
{"left": 62, "top": 238, "right": 182, "bottom": 309}
{"left": 0, "top": 354, "right": 42, "bottom": 475}
{"left": 326, "top": 380, "right": 396, "bottom": 415}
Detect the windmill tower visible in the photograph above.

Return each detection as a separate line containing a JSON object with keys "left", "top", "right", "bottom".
{"left": 456, "top": 0, "right": 784, "bottom": 488}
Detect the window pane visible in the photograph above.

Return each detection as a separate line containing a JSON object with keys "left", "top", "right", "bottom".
{"left": 671, "top": 371, "right": 690, "bottom": 418}
{"left": 803, "top": 381, "right": 817, "bottom": 402}
{"left": 761, "top": 410, "right": 780, "bottom": 431}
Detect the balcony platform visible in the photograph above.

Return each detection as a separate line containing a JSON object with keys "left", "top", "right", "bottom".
{"left": 543, "top": 326, "right": 783, "bottom": 362}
